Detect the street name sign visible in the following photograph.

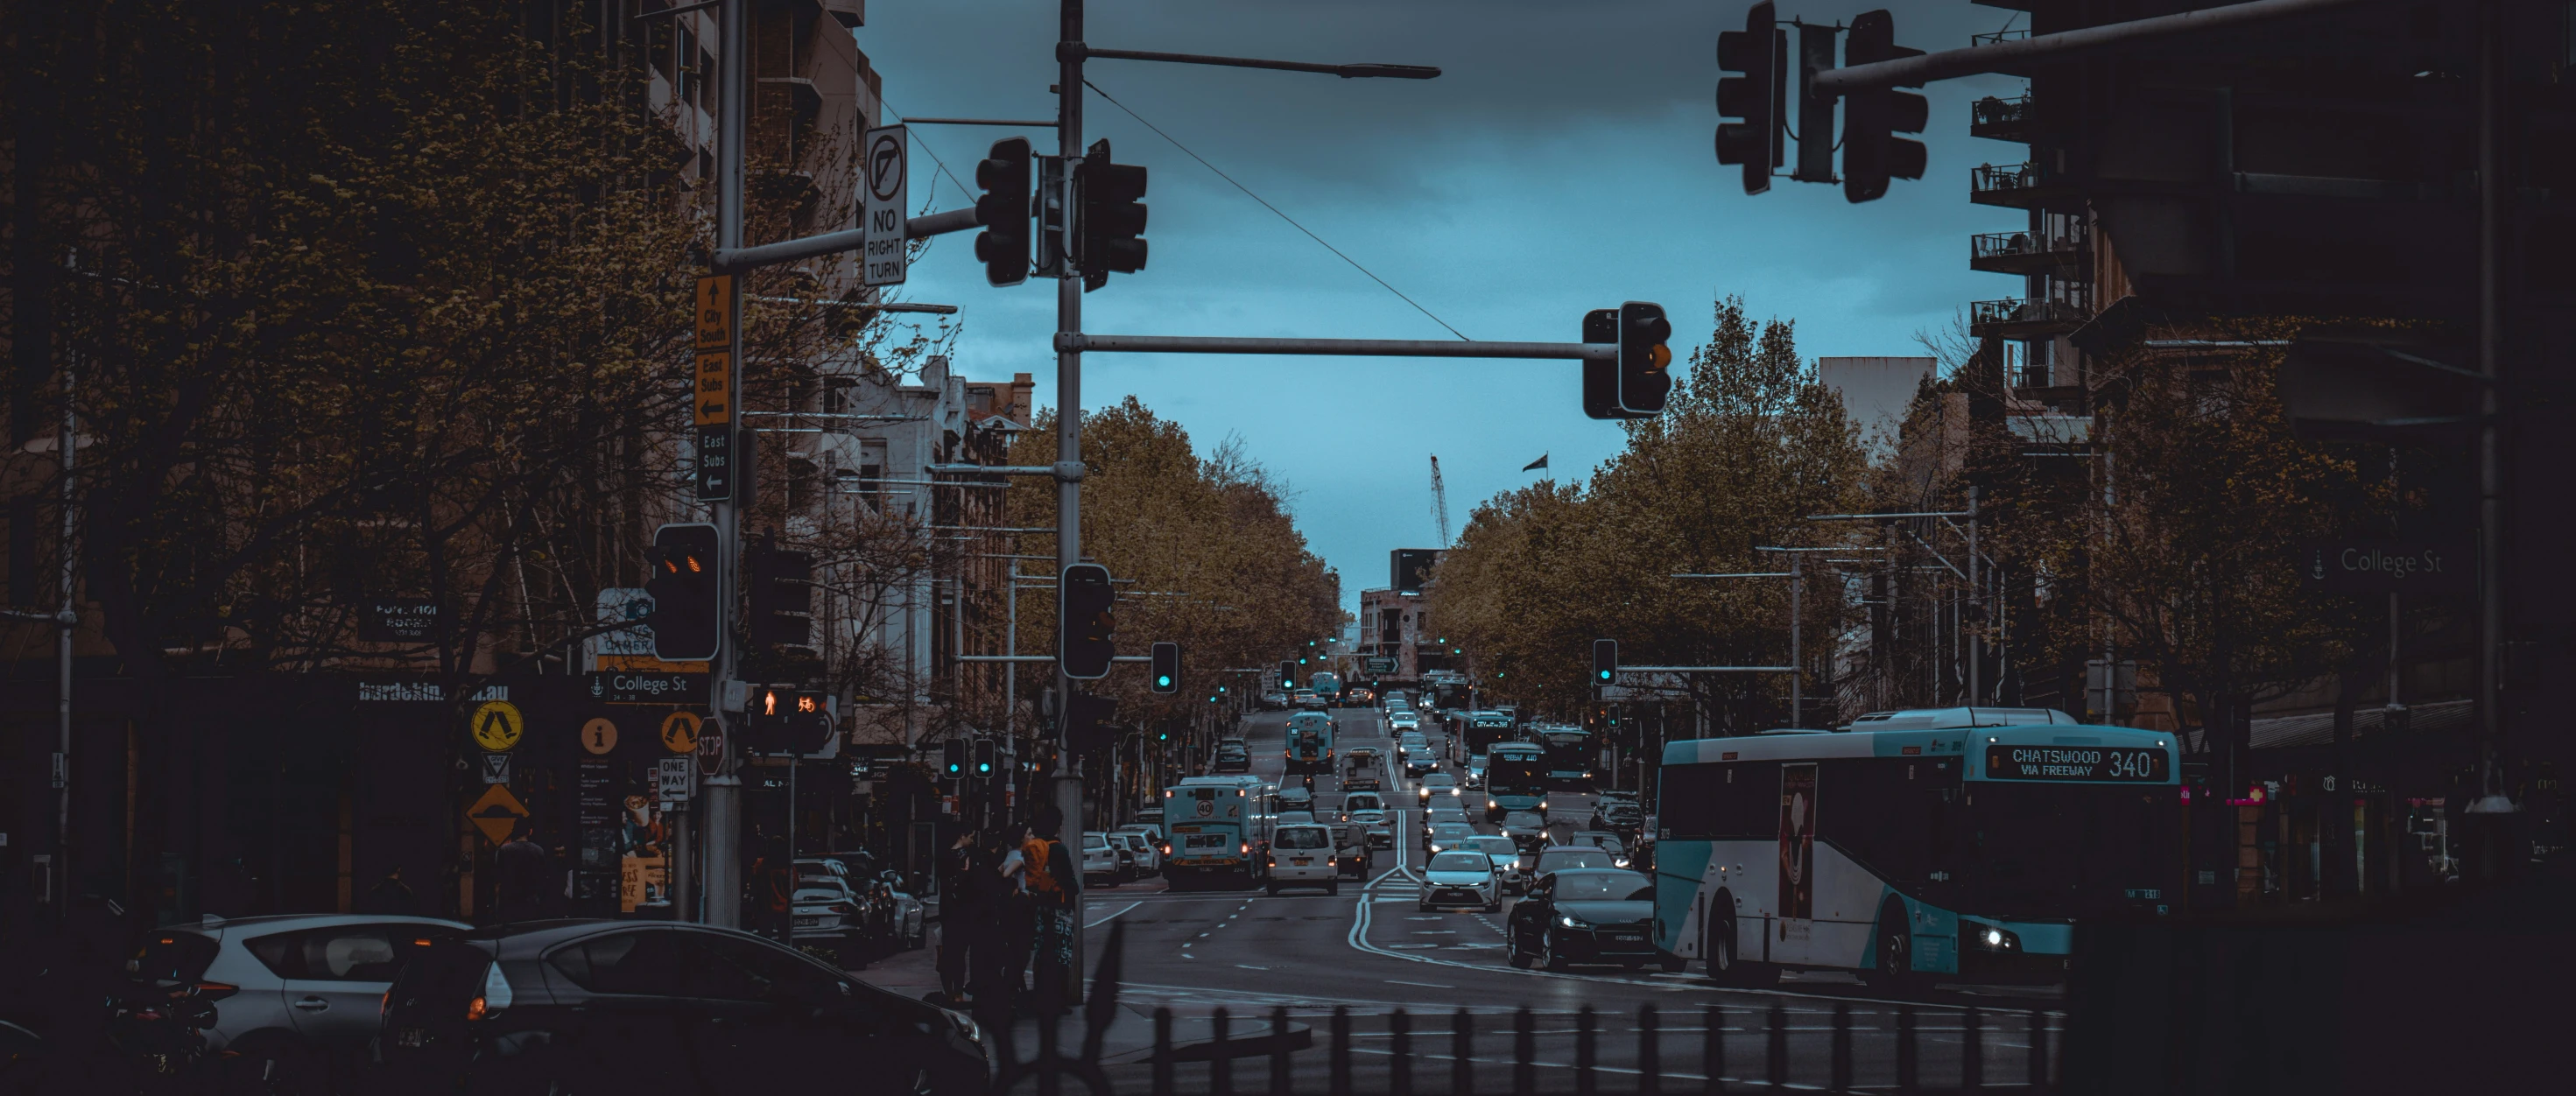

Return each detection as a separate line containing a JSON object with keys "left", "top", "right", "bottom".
{"left": 588, "top": 670, "right": 703, "bottom": 706}
{"left": 862, "top": 125, "right": 909, "bottom": 286}
{"left": 2298, "top": 539, "right": 2472, "bottom": 594}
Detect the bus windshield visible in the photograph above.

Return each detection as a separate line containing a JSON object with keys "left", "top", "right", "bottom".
{"left": 1486, "top": 748, "right": 1543, "bottom": 792}
{"left": 1968, "top": 782, "right": 2176, "bottom": 918}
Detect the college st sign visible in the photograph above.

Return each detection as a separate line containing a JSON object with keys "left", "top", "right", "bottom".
{"left": 2299, "top": 539, "right": 2472, "bottom": 594}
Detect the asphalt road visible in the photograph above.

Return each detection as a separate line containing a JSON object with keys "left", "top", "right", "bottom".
{"left": 1064, "top": 704, "right": 2065, "bottom": 1092}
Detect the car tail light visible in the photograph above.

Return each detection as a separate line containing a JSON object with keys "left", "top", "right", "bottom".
{"left": 467, "top": 961, "right": 514, "bottom": 1022}
{"left": 194, "top": 981, "right": 238, "bottom": 1001}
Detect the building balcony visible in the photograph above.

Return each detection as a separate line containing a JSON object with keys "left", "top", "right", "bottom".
{"left": 1971, "top": 297, "right": 2090, "bottom": 339}
{"left": 1970, "top": 222, "right": 2087, "bottom": 276}
{"left": 1970, "top": 94, "right": 2031, "bottom": 143}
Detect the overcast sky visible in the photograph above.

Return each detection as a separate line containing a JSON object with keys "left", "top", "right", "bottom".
{"left": 857, "top": 2, "right": 2029, "bottom": 620}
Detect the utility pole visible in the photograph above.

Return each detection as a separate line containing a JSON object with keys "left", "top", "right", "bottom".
{"left": 700, "top": 0, "right": 750, "bottom": 929}
{"left": 1053, "top": 0, "right": 1091, "bottom": 1000}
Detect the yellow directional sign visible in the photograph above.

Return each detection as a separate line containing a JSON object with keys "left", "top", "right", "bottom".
{"left": 470, "top": 700, "right": 524, "bottom": 752}
{"left": 693, "top": 350, "right": 732, "bottom": 425}
{"left": 581, "top": 717, "right": 619, "bottom": 755}
{"left": 695, "top": 275, "right": 735, "bottom": 349}
{"left": 660, "top": 710, "right": 702, "bottom": 755}
{"left": 468, "top": 783, "right": 529, "bottom": 845}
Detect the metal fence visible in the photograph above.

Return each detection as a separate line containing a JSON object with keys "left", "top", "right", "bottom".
{"left": 992, "top": 924, "right": 2056, "bottom": 1095}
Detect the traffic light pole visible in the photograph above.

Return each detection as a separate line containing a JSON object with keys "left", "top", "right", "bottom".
{"left": 701, "top": 0, "right": 750, "bottom": 930}
{"left": 1054, "top": 0, "right": 1090, "bottom": 1008}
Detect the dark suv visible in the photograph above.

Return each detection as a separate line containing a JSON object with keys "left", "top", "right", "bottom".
{"left": 381, "top": 920, "right": 988, "bottom": 1093}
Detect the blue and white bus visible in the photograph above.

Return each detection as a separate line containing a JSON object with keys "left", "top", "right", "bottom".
{"left": 1482, "top": 741, "right": 1548, "bottom": 822}
{"left": 1284, "top": 712, "right": 1335, "bottom": 775}
{"left": 1650, "top": 708, "right": 2181, "bottom": 987}
{"left": 1165, "top": 775, "right": 1276, "bottom": 889}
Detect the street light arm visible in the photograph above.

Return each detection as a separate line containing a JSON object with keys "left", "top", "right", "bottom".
{"left": 1068, "top": 44, "right": 1439, "bottom": 80}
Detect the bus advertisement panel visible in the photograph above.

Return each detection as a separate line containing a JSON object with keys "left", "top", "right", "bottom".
{"left": 1650, "top": 711, "right": 2180, "bottom": 988}
{"left": 1164, "top": 776, "right": 1275, "bottom": 889}
{"left": 1482, "top": 741, "right": 1547, "bottom": 822}
{"left": 1284, "top": 713, "right": 1335, "bottom": 775}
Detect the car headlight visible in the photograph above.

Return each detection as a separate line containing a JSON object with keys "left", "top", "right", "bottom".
{"left": 1559, "top": 915, "right": 1587, "bottom": 929}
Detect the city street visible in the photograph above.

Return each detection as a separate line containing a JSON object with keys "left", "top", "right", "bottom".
{"left": 866, "top": 706, "right": 2059, "bottom": 1091}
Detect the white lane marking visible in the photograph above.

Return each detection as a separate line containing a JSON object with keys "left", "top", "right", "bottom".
{"left": 1383, "top": 979, "right": 1454, "bottom": 989}
{"left": 1236, "top": 964, "right": 1269, "bottom": 971}
{"left": 1083, "top": 900, "right": 1142, "bottom": 929}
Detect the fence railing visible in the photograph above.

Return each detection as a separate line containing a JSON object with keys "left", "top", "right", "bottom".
{"left": 991, "top": 923, "right": 2058, "bottom": 1095}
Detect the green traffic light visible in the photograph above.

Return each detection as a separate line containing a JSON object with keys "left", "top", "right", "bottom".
{"left": 1156, "top": 674, "right": 1173, "bottom": 688}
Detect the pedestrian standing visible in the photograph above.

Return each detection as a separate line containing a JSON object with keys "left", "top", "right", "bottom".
{"left": 934, "top": 828, "right": 977, "bottom": 1005}
{"left": 494, "top": 827, "right": 548, "bottom": 923}
{"left": 996, "top": 824, "right": 1037, "bottom": 1007}
{"left": 968, "top": 829, "right": 1020, "bottom": 1022}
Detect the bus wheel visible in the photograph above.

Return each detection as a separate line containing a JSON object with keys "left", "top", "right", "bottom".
{"left": 1869, "top": 903, "right": 1926, "bottom": 994}
{"left": 1706, "top": 905, "right": 1772, "bottom": 987}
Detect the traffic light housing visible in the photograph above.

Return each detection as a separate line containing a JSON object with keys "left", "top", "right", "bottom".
{"left": 1593, "top": 638, "right": 1618, "bottom": 685}
{"left": 1075, "top": 138, "right": 1147, "bottom": 292}
{"left": 745, "top": 539, "right": 813, "bottom": 648}
{"left": 1065, "top": 692, "right": 1119, "bottom": 755}
{"left": 1714, "top": 2, "right": 1784, "bottom": 195}
{"left": 1841, "top": 10, "right": 1928, "bottom": 203}
{"left": 1278, "top": 659, "right": 1297, "bottom": 688}
{"left": 974, "top": 738, "right": 996, "bottom": 778}
{"left": 943, "top": 740, "right": 967, "bottom": 779}
{"left": 644, "top": 523, "right": 721, "bottom": 662}
{"left": 1617, "top": 302, "right": 1674, "bottom": 416}
{"left": 1059, "top": 563, "right": 1115, "bottom": 679}
{"left": 1581, "top": 307, "right": 1620, "bottom": 418}
{"left": 975, "top": 137, "right": 1032, "bottom": 286}
{"left": 1151, "top": 641, "right": 1180, "bottom": 694}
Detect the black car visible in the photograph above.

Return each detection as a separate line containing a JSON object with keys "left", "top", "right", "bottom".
{"left": 1506, "top": 868, "right": 1670, "bottom": 972}
{"left": 381, "top": 920, "right": 989, "bottom": 1094}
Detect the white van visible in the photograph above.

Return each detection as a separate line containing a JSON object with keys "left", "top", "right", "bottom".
{"left": 1265, "top": 824, "right": 1342, "bottom": 896}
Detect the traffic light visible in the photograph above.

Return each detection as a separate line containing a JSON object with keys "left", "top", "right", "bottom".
{"left": 1617, "top": 302, "right": 1674, "bottom": 416}
{"left": 644, "top": 523, "right": 721, "bottom": 662}
{"left": 1059, "top": 563, "right": 1115, "bottom": 679}
{"left": 975, "top": 137, "right": 1032, "bottom": 286}
{"left": 1151, "top": 641, "right": 1180, "bottom": 694}
{"left": 1074, "top": 138, "right": 1147, "bottom": 292}
{"left": 1581, "top": 307, "right": 1620, "bottom": 418}
{"left": 1714, "top": 2, "right": 1784, "bottom": 195}
{"left": 789, "top": 689, "right": 833, "bottom": 755}
{"left": 745, "top": 538, "right": 813, "bottom": 648}
{"left": 1065, "top": 692, "right": 1119, "bottom": 755}
{"left": 943, "top": 740, "right": 967, "bottom": 779}
{"left": 1279, "top": 659, "right": 1297, "bottom": 686}
{"left": 1593, "top": 638, "right": 1619, "bottom": 685}
{"left": 1841, "top": 10, "right": 1927, "bottom": 203}
{"left": 974, "top": 738, "right": 996, "bottom": 778}
{"left": 747, "top": 684, "right": 789, "bottom": 754}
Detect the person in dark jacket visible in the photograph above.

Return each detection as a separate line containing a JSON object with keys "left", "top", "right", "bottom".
{"left": 934, "top": 828, "right": 978, "bottom": 1005}
{"left": 1026, "top": 807, "right": 1079, "bottom": 1015}
{"left": 494, "top": 828, "right": 549, "bottom": 922}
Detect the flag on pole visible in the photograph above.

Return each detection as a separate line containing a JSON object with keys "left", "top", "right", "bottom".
{"left": 1522, "top": 453, "right": 1550, "bottom": 473}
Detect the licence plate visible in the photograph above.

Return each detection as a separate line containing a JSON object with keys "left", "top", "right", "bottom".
{"left": 1292, "top": 858, "right": 1311, "bottom": 866}
{"left": 1610, "top": 932, "right": 1642, "bottom": 940}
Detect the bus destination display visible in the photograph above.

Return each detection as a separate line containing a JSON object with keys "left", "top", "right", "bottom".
{"left": 1982, "top": 744, "right": 2169, "bottom": 783}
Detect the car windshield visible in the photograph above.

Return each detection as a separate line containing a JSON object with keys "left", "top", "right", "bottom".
{"left": 1552, "top": 873, "right": 1653, "bottom": 902}
{"left": 1468, "top": 837, "right": 1519, "bottom": 856}
{"left": 1084, "top": 833, "right": 1109, "bottom": 848}
{"left": 1432, "top": 822, "right": 1475, "bottom": 838}
{"left": 792, "top": 888, "right": 846, "bottom": 903}
{"left": 1503, "top": 812, "right": 1545, "bottom": 830}
{"left": 1276, "top": 827, "right": 1331, "bottom": 850}
{"left": 1537, "top": 849, "right": 1618, "bottom": 873}
{"left": 1429, "top": 853, "right": 1490, "bottom": 873}
{"left": 1423, "top": 774, "right": 1456, "bottom": 787}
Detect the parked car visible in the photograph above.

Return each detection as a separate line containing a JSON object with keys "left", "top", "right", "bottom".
{"left": 1506, "top": 868, "right": 1664, "bottom": 972}
{"left": 1111, "top": 829, "right": 1163, "bottom": 874}
{"left": 791, "top": 880, "right": 872, "bottom": 967}
{"left": 381, "top": 921, "right": 990, "bottom": 1094}
{"left": 1081, "top": 832, "right": 1125, "bottom": 886}
{"left": 153, "top": 912, "right": 469, "bottom": 1093}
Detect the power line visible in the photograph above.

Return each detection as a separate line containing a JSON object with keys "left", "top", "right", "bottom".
{"left": 1082, "top": 79, "right": 1470, "bottom": 342}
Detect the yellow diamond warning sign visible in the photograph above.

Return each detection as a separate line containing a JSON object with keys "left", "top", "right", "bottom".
{"left": 470, "top": 700, "right": 524, "bottom": 752}
{"left": 468, "top": 783, "right": 529, "bottom": 845}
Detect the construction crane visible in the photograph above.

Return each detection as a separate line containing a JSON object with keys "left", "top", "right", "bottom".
{"left": 1428, "top": 454, "right": 1451, "bottom": 549}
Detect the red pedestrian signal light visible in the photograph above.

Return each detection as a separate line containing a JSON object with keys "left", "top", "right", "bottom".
{"left": 644, "top": 523, "right": 721, "bottom": 662}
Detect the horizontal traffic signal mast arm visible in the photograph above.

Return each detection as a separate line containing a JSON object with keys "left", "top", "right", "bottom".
{"left": 1067, "top": 44, "right": 1438, "bottom": 81}
{"left": 1809, "top": 0, "right": 2374, "bottom": 96}
{"left": 956, "top": 654, "right": 1158, "bottom": 664}
{"left": 1056, "top": 333, "right": 1616, "bottom": 362}
{"left": 712, "top": 207, "right": 984, "bottom": 273}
